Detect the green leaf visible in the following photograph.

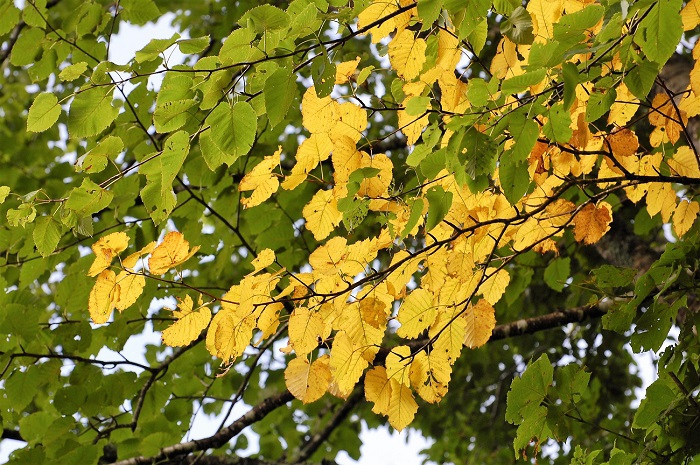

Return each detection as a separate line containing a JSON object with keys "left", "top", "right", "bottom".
{"left": 6, "top": 203, "right": 36, "bottom": 227}
{"left": 65, "top": 179, "right": 113, "bottom": 216}
{"left": 0, "top": 1, "right": 21, "bottom": 36}
{"left": 311, "top": 51, "right": 336, "bottom": 98}
{"left": 265, "top": 67, "right": 298, "bottom": 129}
{"left": 543, "top": 257, "right": 570, "bottom": 292}
{"left": 542, "top": 103, "right": 572, "bottom": 143}
{"left": 6, "top": 366, "right": 42, "bottom": 411}
{"left": 219, "top": 28, "right": 256, "bottom": 65}
{"left": 501, "top": 69, "right": 546, "bottom": 95}
{"left": 562, "top": 62, "right": 580, "bottom": 110}
{"left": 153, "top": 72, "right": 197, "bottom": 133}
{"left": 630, "top": 298, "right": 683, "bottom": 352}
{"left": 135, "top": 33, "right": 181, "bottom": 62}
{"left": 468, "top": 18, "right": 488, "bottom": 55}
{"left": 140, "top": 131, "right": 190, "bottom": 224}
{"left": 425, "top": 186, "right": 453, "bottom": 232}
{"left": 508, "top": 113, "right": 539, "bottom": 163}
{"left": 0, "top": 186, "right": 10, "bottom": 203}
{"left": 418, "top": 0, "right": 443, "bottom": 30}
{"left": 405, "top": 96, "right": 430, "bottom": 116}
{"left": 68, "top": 87, "right": 119, "bottom": 138}
{"left": 467, "top": 78, "right": 490, "bottom": 107}
{"left": 635, "top": 0, "right": 683, "bottom": 65}
{"left": 239, "top": 5, "right": 291, "bottom": 32}
{"left": 593, "top": 265, "right": 636, "bottom": 289}
{"left": 632, "top": 379, "right": 678, "bottom": 429}
{"left": 58, "top": 61, "right": 88, "bottom": 81}
{"left": 178, "top": 36, "right": 210, "bottom": 54}
{"left": 501, "top": 7, "right": 534, "bottom": 45}
{"left": 204, "top": 101, "right": 257, "bottom": 168}
{"left": 33, "top": 216, "right": 62, "bottom": 257}
{"left": 585, "top": 88, "right": 616, "bottom": 123}
{"left": 506, "top": 354, "right": 553, "bottom": 425}
{"left": 499, "top": 159, "right": 530, "bottom": 205}
{"left": 27, "top": 92, "right": 61, "bottom": 133}
{"left": 401, "top": 198, "right": 425, "bottom": 238}
{"left": 624, "top": 60, "right": 659, "bottom": 99}
{"left": 120, "top": 0, "right": 160, "bottom": 25}
{"left": 10, "top": 26, "right": 44, "bottom": 66}
{"left": 77, "top": 135, "right": 124, "bottom": 174}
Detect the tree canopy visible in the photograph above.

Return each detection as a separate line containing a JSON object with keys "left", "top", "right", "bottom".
{"left": 1, "top": 0, "right": 700, "bottom": 463}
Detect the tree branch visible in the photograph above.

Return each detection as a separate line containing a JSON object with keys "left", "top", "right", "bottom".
{"left": 292, "top": 389, "right": 365, "bottom": 463}
{"left": 111, "top": 391, "right": 295, "bottom": 465}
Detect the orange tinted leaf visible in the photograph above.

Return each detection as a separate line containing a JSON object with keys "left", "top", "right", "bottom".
{"left": 463, "top": 299, "right": 496, "bottom": 349}
{"left": 148, "top": 231, "right": 200, "bottom": 275}
{"left": 573, "top": 202, "right": 613, "bottom": 244}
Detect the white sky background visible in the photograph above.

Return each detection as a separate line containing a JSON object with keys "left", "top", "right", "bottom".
{"left": 0, "top": 11, "right": 667, "bottom": 465}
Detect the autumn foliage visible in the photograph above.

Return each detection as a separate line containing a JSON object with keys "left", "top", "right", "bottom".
{"left": 2, "top": 0, "right": 700, "bottom": 464}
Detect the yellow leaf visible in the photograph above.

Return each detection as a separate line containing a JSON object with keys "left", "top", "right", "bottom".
{"left": 285, "top": 355, "right": 332, "bottom": 403}
{"left": 332, "top": 136, "right": 363, "bottom": 186}
{"left": 409, "top": 351, "right": 450, "bottom": 403}
{"left": 386, "top": 345, "right": 412, "bottom": 386}
{"left": 281, "top": 134, "right": 333, "bottom": 190}
{"left": 330, "top": 103, "right": 368, "bottom": 144}
{"left": 437, "top": 28, "right": 461, "bottom": 72}
{"left": 357, "top": 0, "right": 398, "bottom": 43}
{"left": 682, "top": 0, "right": 700, "bottom": 31}
{"left": 388, "top": 30, "right": 427, "bottom": 81}
{"left": 329, "top": 331, "right": 368, "bottom": 398}
{"left": 646, "top": 183, "right": 677, "bottom": 223}
{"left": 114, "top": 271, "right": 145, "bottom": 311}
{"left": 396, "top": 288, "right": 437, "bottom": 339}
{"left": 608, "top": 84, "right": 639, "bottom": 127}
{"left": 386, "top": 378, "right": 418, "bottom": 431}
{"left": 88, "top": 270, "right": 119, "bottom": 324}
{"left": 335, "top": 302, "right": 384, "bottom": 362}
{"left": 365, "top": 366, "right": 392, "bottom": 414}
{"left": 673, "top": 200, "right": 700, "bottom": 237}
{"left": 573, "top": 202, "right": 613, "bottom": 244}
{"left": 240, "top": 147, "right": 281, "bottom": 208}
{"left": 386, "top": 251, "right": 423, "bottom": 298}
{"left": 310, "top": 236, "right": 348, "bottom": 275}
{"left": 357, "top": 153, "right": 394, "bottom": 198}
{"left": 148, "top": 231, "right": 200, "bottom": 275}
{"left": 397, "top": 109, "right": 429, "bottom": 145}
{"left": 251, "top": 248, "right": 275, "bottom": 272}
{"left": 335, "top": 57, "right": 361, "bottom": 84}
{"left": 205, "top": 308, "right": 255, "bottom": 364}
{"left": 359, "top": 297, "right": 389, "bottom": 329}
{"left": 463, "top": 299, "right": 496, "bottom": 349}
{"left": 122, "top": 241, "right": 156, "bottom": 270}
{"left": 162, "top": 295, "right": 212, "bottom": 347}
{"left": 668, "top": 146, "right": 700, "bottom": 178}
{"left": 480, "top": 268, "right": 510, "bottom": 305}
{"left": 490, "top": 37, "right": 522, "bottom": 79}
{"left": 528, "top": 0, "right": 563, "bottom": 40}
{"left": 255, "top": 302, "right": 283, "bottom": 343}
{"left": 302, "top": 189, "right": 343, "bottom": 240}
{"left": 301, "top": 87, "right": 338, "bottom": 133}
{"left": 289, "top": 307, "right": 327, "bottom": 356}
{"left": 88, "top": 231, "right": 130, "bottom": 277}
{"left": 431, "top": 313, "right": 465, "bottom": 365}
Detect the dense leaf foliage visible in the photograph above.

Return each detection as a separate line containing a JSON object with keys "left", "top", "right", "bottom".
{"left": 1, "top": 0, "right": 700, "bottom": 464}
